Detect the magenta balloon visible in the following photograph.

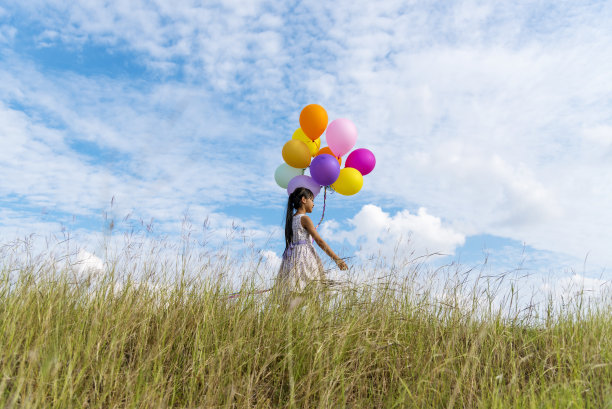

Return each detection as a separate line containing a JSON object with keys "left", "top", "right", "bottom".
{"left": 326, "top": 118, "right": 357, "bottom": 157}
{"left": 287, "top": 175, "right": 321, "bottom": 197}
{"left": 309, "top": 154, "right": 341, "bottom": 186}
{"left": 345, "top": 148, "right": 376, "bottom": 176}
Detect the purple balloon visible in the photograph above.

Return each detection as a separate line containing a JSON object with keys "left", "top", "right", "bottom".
{"left": 309, "top": 154, "right": 341, "bottom": 186}
{"left": 345, "top": 148, "right": 376, "bottom": 176}
{"left": 287, "top": 175, "right": 321, "bottom": 197}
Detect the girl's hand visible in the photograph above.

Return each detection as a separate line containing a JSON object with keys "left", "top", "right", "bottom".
{"left": 300, "top": 216, "right": 350, "bottom": 271}
{"left": 335, "top": 258, "right": 348, "bottom": 270}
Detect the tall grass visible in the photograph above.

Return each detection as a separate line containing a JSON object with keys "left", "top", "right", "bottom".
{"left": 0, "top": 238, "right": 610, "bottom": 408}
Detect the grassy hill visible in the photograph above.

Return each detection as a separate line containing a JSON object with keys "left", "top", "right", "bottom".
{"left": 0, "top": 249, "right": 610, "bottom": 408}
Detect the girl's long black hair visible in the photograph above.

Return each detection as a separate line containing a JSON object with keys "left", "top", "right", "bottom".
{"left": 284, "top": 187, "right": 314, "bottom": 250}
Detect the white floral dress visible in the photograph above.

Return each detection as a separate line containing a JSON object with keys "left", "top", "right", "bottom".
{"left": 276, "top": 214, "right": 325, "bottom": 292}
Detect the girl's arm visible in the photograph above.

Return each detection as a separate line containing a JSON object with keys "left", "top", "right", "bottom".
{"left": 301, "top": 215, "right": 348, "bottom": 270}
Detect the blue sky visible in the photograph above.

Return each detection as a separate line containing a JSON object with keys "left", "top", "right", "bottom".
{"left": 1, "top": 1, "right": 611, "bottom": 295}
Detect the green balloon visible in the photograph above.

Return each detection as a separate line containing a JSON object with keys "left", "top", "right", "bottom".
{"left": 274, "top": 163, "right": 304, "bottom": 189}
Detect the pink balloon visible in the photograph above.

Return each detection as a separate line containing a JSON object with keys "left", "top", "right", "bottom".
{"left": 287, "top": 175, "right": 321, "bottom": 197}
{"left": 326, "top": 118, "right": 357, "bottom": 157}
{"left": 345, "top": 148, "right": 376, "bottom": 176}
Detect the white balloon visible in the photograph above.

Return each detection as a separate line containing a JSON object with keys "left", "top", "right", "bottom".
{"left": 274, "top": 163, "right": 304, "bottom": 189}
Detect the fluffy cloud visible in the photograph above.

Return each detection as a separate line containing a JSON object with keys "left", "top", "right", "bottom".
{"left": 2, "top": 0, "right": 612, "bottom": 271}
{"left": 4, "top": 0, "right": 292, "bottom": 103}
{"left": 322, "top": 204, "right": 465, "bottom": 261}
{"left": 0, "top": 57, "right": 279, "bottom": 242}
{"left": 72, "top": 248, "right": 105, "bottom": 275}
{"left": 541, "top": 273, "right": 611, "bottom": 305}
{"left": 301, "top": 1, "right": 612, "bottom": 267}
{"left": 260, "top": 249, "right": 281, "bottom": 271}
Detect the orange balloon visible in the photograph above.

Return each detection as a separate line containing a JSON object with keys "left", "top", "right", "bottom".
{"left": 316, "top": 146, "right": 342, "bottom": 166}
{"left": 299, "top": 104, "right": 328, "bottom": 141}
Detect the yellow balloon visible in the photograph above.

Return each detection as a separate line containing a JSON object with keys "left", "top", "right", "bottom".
{"left": 331, "top": 167, "right": 363, "bottom": 196}
{"left": 292, "top": 128, "right": 320, "bottom": 157}
{"left": 282, "top": 139, "right": 311, "bottom": 168}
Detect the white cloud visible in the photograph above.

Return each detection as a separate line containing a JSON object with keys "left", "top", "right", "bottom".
{"left": 0, "top": 56, "right": 281, "bottom": 231}
{"left": 5, "top": 0, "right": 291, "bottom": 98}
{"left": 297, "top": 1, "right": 612, "bottom": 268}
{"left": 541, "top": 273, "right": 611, "bottom": 305}
{"left": 2, "top": 0, "right": 612, "bottom": 271}
{"left": 260, "top": 249, "right": 281, "bottom": 271}
{"left": 582, "top": 125, "right": 612, "bottom": 148}
{"left": 72, "top": 248, "right": 105, "bottom": 275}
{"left": 322, "top": 204, "right": 465, "bottom": 261}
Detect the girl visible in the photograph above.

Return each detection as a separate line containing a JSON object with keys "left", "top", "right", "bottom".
{"left": 277, "top": 187, "right": 348, "bottom": 292}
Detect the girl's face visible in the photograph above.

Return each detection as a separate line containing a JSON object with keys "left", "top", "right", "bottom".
{"left": 301, "top": 196, "right": 314, "bottom": 213}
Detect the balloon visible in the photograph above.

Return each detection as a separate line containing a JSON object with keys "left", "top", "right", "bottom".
{"left": 331, "top": 167, "right": 363, "bottom": 196}
{"left": 282, "top": 139, "right": 311, "bottom": 168}
{"left": 315, "top": 146, "right": 342, "bottom": 166}
{"left": 292, "top": 128, "right": 321, "bottom": 157}
{"left": 274, "top": 163, "right": 304, "bottom": 189}
{"left": 345, "top": 148, "right": 376, "bottom": 176}
{"left": 299, "top": 104, "right": 328, "bottom": 141}
{"left": 309, "top": 154, "right": 341, "bottom": 186}
{"left": 287, "top": 175, "right": 321, "bottom": 197}
{"left": 326, "top": 118, "right": 357, "bottom": 157}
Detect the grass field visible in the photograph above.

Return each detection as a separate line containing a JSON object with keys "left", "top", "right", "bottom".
{"left": 0, "top": 239, "right": 610, "bottom": 408}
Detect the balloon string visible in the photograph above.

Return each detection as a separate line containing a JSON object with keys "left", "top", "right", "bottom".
{"left": 316, "top": 186, "right": 327, "bottom": 231}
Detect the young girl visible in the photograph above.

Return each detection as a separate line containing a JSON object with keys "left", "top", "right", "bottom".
{"left": 277, "top": 187, "right": 348, "bottom": 292}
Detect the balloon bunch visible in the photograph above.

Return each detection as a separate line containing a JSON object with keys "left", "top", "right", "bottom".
{"left": 274, "top": 104, "right": 376, "bottom": 198}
